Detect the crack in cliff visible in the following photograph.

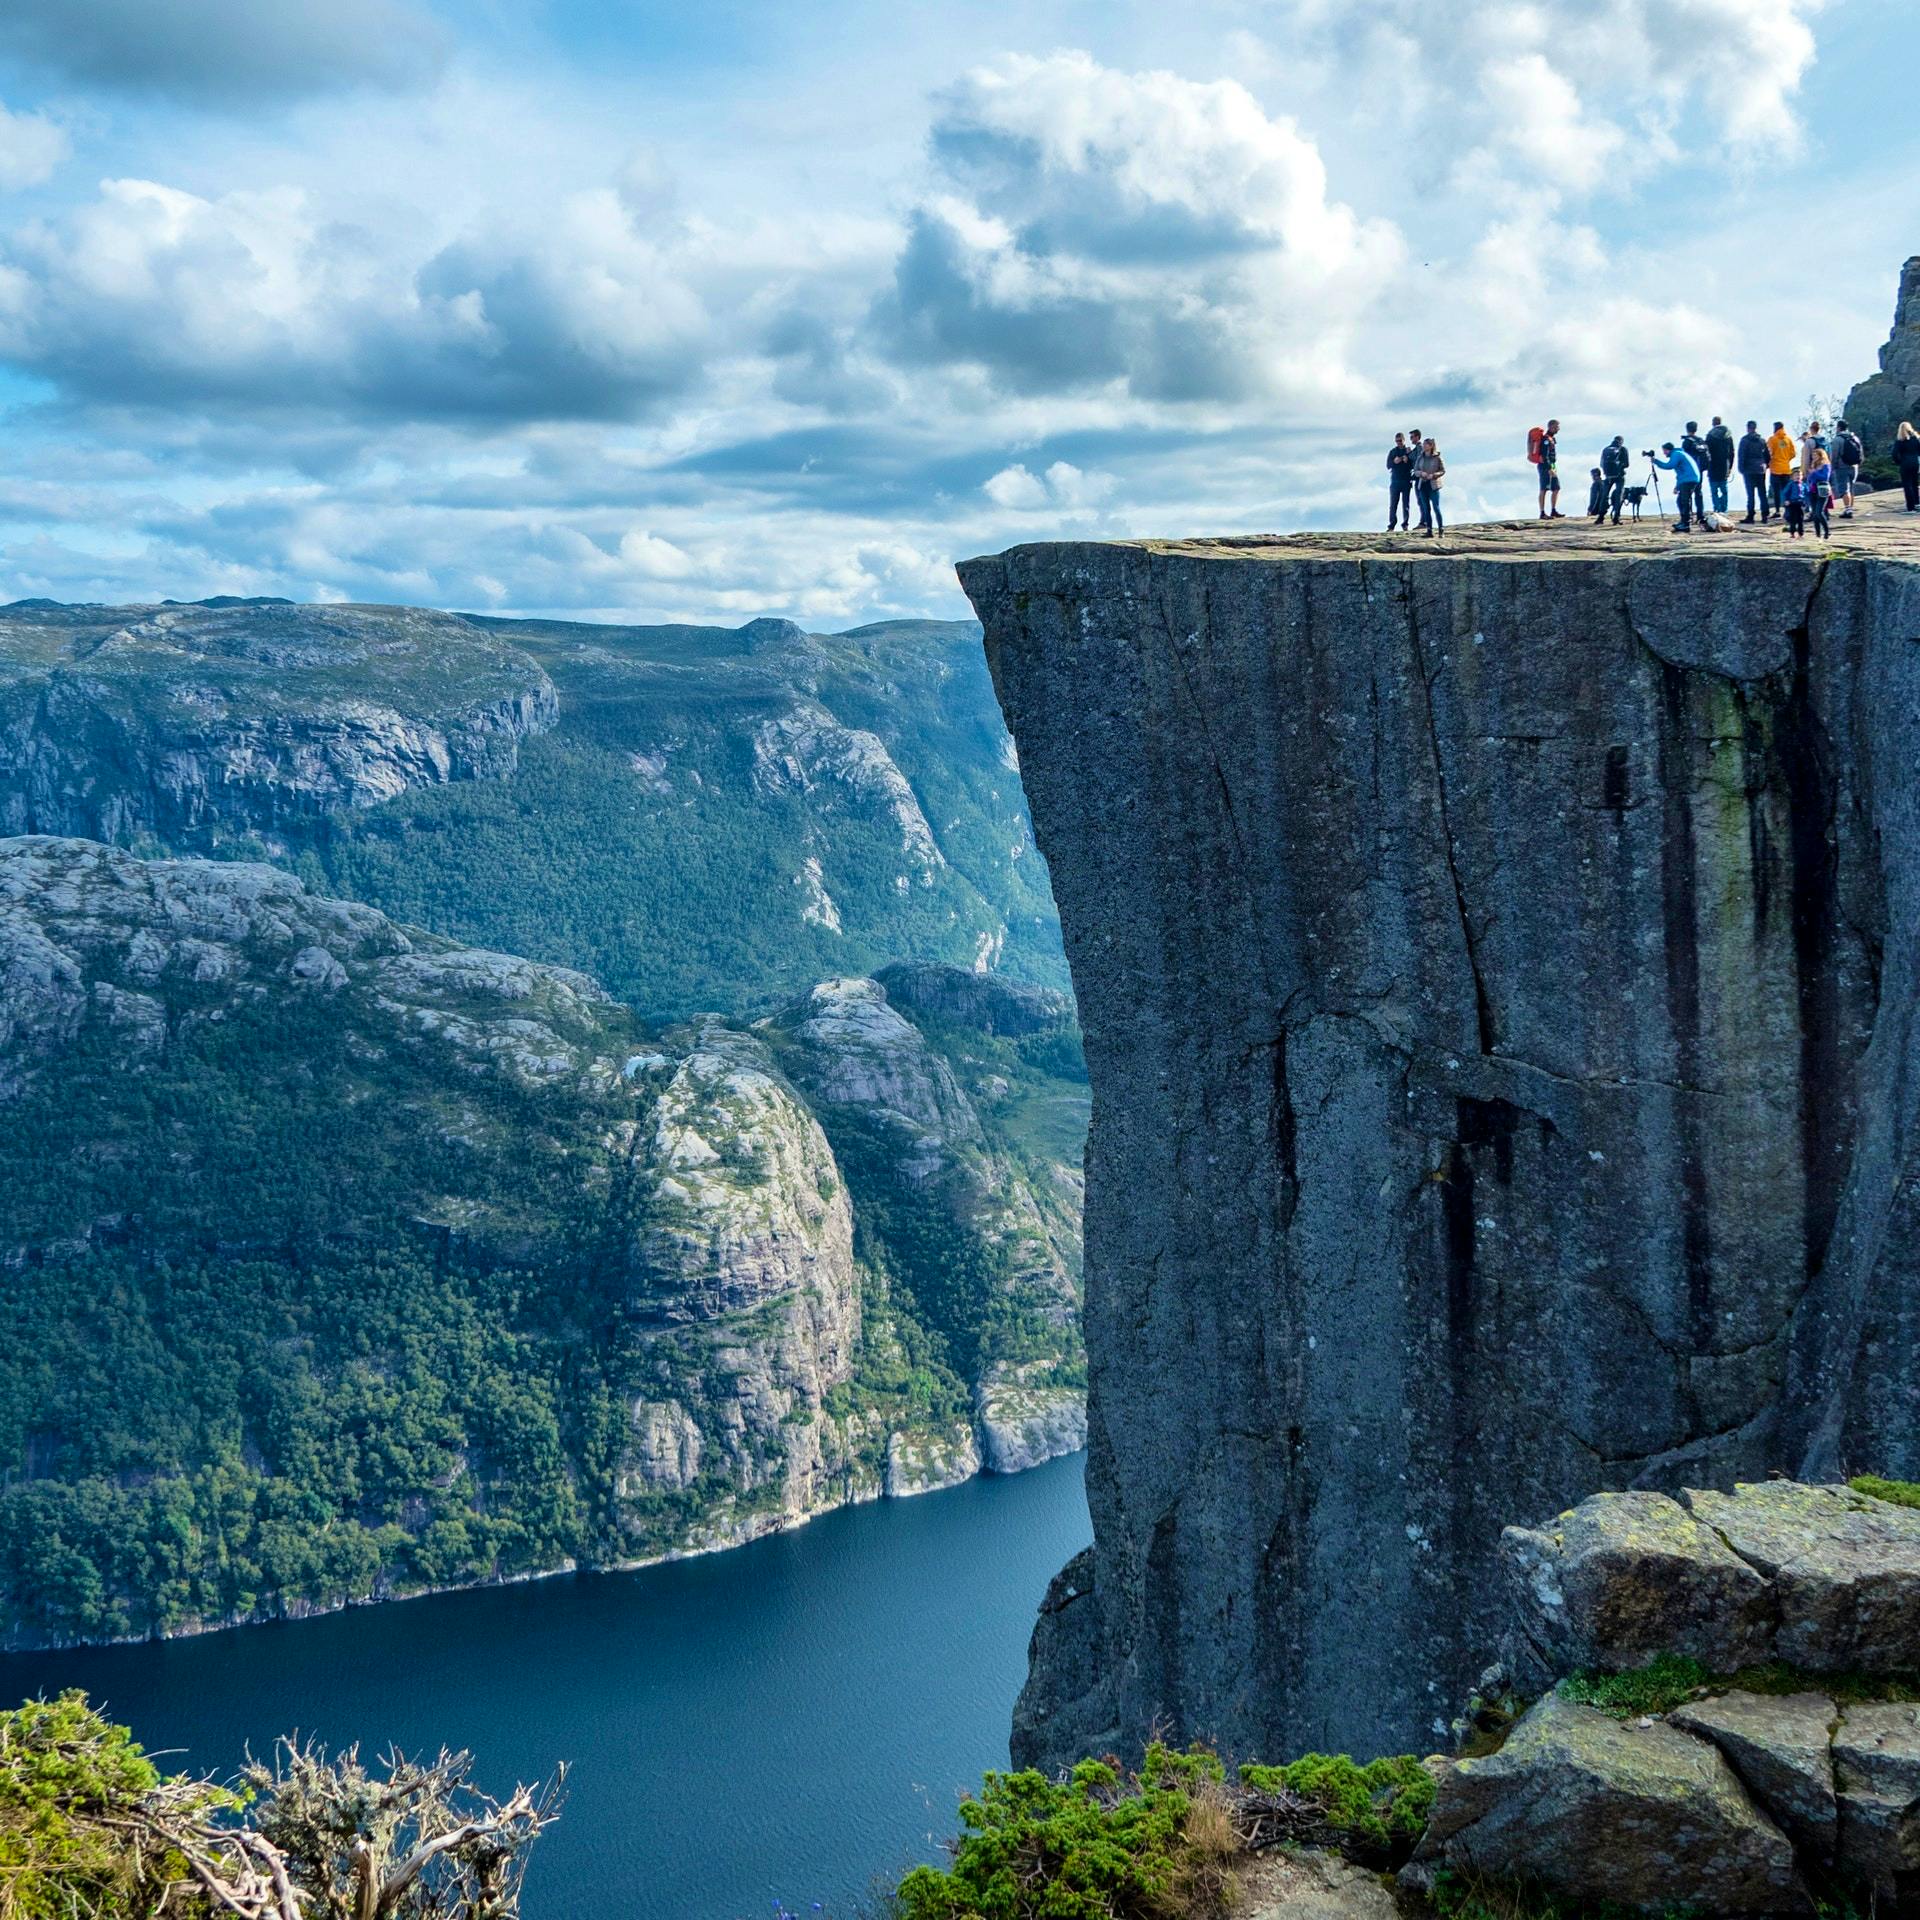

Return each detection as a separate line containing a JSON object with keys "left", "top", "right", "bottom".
{"left": 1146, "top": 568, "right": 1261, "bottom": 914}
{"left": 1401, "top": 563, "right": 1496, "bottom": 1057}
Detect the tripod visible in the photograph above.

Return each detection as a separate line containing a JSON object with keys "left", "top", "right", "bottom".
{"left": 1643, "top": 461, "right": 1664, "bottom": 520}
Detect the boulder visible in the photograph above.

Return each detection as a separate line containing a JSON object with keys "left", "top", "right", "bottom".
{"left": 1411, "top": 1692, "right": 1808, "bottom": 1914}
{"left": 1682, "top": 1483, "right": 1920, "bottom": 1673}
{"left": 1668, "top": 1691, "right": 1838, "bottom": 1863}
{"left": 1502, "top": 1490, "right": 1773, "bottom": 1676}
{"left": 1833, "top": 1701, "right": 1920, "bottom": 1897}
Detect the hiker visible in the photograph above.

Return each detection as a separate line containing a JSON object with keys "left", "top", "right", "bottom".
{"left": 1737, "top": 420, "right": 1772, "bottom": 522}
{"left": 1799, "top": 418, "right": 1829, "bottom": 480}
{"left": 1386, "top": 433, "right": 1416, "bottom": 531}
{"left": 1705, "top": 417, "right": 1735, "bottom": 515}
{"left": 1781, "top": 469, "right": 1808, "bottom": 539}
{"left": 1652, "top": 440, "right": 1704, "bottom": 531}
{"left": 1585, "top": 467, "right": 1608, "bottom": 518}
{"left": 1897, "top": 422, "right": 1920, "bottom": 511}
{"left": 1807, "top": 451, "right": 1835, "bottom": 539}
{"left": 1414, "top": 437, "right": 1446, "bottom": 536}
{"left": 1531, "top": 419, "right": 1564, "bottom": 517}
{"left": 1834, "top": 420, "right": 1864, "bottom": 519}
{"left": 1768, "top": 421, "right": 1797, "bottom": 511}
{"left": 1681, "top": 422, "right": 1712, "bottom": 510}
{"left": 1597, "top": 436, "right": 1630, "bottom": 524}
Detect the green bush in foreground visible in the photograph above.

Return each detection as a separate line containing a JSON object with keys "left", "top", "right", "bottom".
{"left": 1238, "top": 1751, "right": 1434, "bottom": 1854}
{"left": 894, "top": 1745, "right": 1235, "bottom": 1920}
{"left": 0, "top": 1692, "right": 558, "bottom": 1920}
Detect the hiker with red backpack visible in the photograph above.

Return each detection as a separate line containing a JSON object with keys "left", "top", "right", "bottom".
{"left": 1528, "top": 420, "right": 1565, "bottom": 518}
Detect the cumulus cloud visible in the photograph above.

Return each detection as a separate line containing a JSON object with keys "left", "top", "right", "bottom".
{"left": 0, "top": 0, "right": 450, "bottom": 104}
{"left": 876, "top": 51, "right": 1401, "bottom": 405}
{"left": 0, "top": 100, "right": 65, "bottom": 187}
{"left": 982, "top": 460, "right": 1114, "bottom": 511}
{"left": 0, "top": 177, "right": 711, "bottom": 425}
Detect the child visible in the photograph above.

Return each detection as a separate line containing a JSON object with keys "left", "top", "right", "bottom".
{"left": 1806, "top": 456, "right": 1834, "bottom": 540}
{"left": 1781, "top": 470, "right": 1807, "bottom": 539}
{"left": 1585, "top": 467, "right": 1607, "bottom": 519}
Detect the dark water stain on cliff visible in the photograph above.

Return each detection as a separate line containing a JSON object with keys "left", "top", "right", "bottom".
{"left": 1655, "top": 665, "right": 1716, "bottom": 1369}
{"left": 1780, "top": 621, "right": 1845, "bottom": 1282}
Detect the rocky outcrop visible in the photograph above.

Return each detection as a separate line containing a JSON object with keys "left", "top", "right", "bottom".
{"left": 1845, "top": 256, "right": 1920, "bottom": 456}
{"left": 1420, "top": 1691, "right": 1808, "bottom": 1913}
{"left": 1505, "top": 1481, "right": 1920, "bottom": 1681}
{"left": 873, "top": 961, "right": 1073, "bottom": 1033}
{"left": 0, "top": 598, "right": 556, "bottom": 850}
{"left": 975, "top": 1363, "right": 1089, "bottom": 1473}
{"left": 1411, "top": 1478, "right": 1920, "bottom": 1913}
{"left": 962, "top": 508, "right": 1920, "bottom": 1772}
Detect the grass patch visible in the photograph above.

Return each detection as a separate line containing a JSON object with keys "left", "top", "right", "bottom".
{"left": 1851, "top": 1474, "right": 1920, "bottom": 1511}
{"left": 1560, "top": 1651, "right": 1920, "bottom": 1719}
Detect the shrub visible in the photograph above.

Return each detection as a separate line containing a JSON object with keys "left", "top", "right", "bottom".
{"left": 893, "top": 1744, "right": 1235, "bottom": 1920}
{"left": 1237, "top": 1751, "right": 1434, "bottom": 1855}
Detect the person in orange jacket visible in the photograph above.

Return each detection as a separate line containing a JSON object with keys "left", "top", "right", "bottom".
{"left": 1766, "top": 421, "right": 1797, "bottom": 514}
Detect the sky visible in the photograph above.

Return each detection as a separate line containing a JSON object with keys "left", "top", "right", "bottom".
{"left": 0, "top": 0, "right": 1909, "bottom": 624}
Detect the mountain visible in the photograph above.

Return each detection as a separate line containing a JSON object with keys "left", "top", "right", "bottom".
{"left": 0, "top": 837, "right": 1084, "bottom": 1649}
{"left": 0, "top": 597, "right": 1062, "bottom": 1017}
{"left": 963, "top": 509, "right": 1920, "bottom": 1772}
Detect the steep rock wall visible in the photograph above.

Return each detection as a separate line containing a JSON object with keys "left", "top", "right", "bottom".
{"left": 960, "top": 530, "right": 1920, "bottom": 1771}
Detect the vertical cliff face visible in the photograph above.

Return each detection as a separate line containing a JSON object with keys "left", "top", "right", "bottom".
{"left": 960, "top": 513, "right": 1920, "bottom": 1772}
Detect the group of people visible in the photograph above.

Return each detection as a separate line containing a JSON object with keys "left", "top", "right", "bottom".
{"left": 1384, "top": 429, "right": 1449, "bottom": 535}
{"left": 1384, "top": 413, "right": 1920, "bottom": 538}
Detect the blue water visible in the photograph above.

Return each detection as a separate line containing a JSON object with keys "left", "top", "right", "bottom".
{"left": 0, "top": 1455, "right": 1090, "bottom": 1920}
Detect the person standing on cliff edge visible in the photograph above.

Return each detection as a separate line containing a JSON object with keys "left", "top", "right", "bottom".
{"left": 1705, "top": 417, "right": 1735, "bottom": 515}
{"left": 1768, "top": 420, "right": 1797, "bottom": 511}
{"left": 1896, "top": 422, "right": 1920, "bottom": 511}
{"left": 1413, "top": 437, "right": 1446, "bottom": 536}
{"left": 1737, "top": 420, "right": 1772, "bottom": 523}
{"left": 1533, "top": 419, "right": 1564, "bottom": 518}
{"left": 1652, "top": 440, "right": 1703, "bottom": 531}
{"left": 1386, "top": 433, "right": 1415, "bottom": 531}
{"left": 1596, "top": 436, "right": 1630, "bottom": 524}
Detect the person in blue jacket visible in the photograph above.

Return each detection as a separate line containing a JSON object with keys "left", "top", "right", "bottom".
{"left": 1651, "top": 440, "right": 1704, "bottom": 532}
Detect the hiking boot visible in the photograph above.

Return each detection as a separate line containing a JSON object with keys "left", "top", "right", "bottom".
{"left": 1549, "top": 510, "right": 1566, "bottom": 519}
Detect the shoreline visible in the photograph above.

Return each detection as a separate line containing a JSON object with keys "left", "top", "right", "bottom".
{"left": 0, "top": 1440, "right": 1085, "bottom": 1659}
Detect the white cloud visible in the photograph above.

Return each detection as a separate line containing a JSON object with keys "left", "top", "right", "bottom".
{"left": 0, "top": 176, "right": 712, "bottom": 425}
{"left": 984, "top": 460, "right": 1115, "bottom": 511}
{"left": 0, "top": 101, "right": 66, "bottom": 188}
{"left": 878, "top": 51, "right": 1402, "bottom": 406}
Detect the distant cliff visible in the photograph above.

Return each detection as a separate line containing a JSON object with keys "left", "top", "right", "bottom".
{"left": 961, "top": 506, "right": 1920, "bottom": 1772}
{"left": 0, "top": 838, "right": 1083, "bottom": 1650}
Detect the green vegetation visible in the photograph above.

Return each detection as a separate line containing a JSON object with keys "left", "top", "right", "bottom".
{"left": 1851, "top": 1473, "right": 1920, "bottom": 1510}
{"left": 893, "top": 1746, "right": 1237, "bottom": 1920}
{"left": 0, "top": 1691, "right": 556, "bottom": 1920}
{"left": 1560, "top": 1653, "right": 1920, "bottom": 1719}
{"left": 1237, "top": 1752, "right": 1435, "bottom": 1854}
{"left": 299, "top": 615, "right": 1067, "bottom": 1017}
{"left": 1427, "top": 1870, "right": 1699, "bottom": 1920}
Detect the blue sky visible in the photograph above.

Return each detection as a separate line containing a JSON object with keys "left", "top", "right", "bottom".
{"left": 0, "top": 0, "right": 1907, "bottom": 622}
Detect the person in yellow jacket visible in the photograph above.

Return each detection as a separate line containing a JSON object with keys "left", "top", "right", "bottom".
{"left": 1766, "top": 420, "right": 1797, "bottom": 514}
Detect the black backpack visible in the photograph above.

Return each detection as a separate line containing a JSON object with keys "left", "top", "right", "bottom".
{"left": 1839, "top": 430, "right": 1864, "bottom": 466}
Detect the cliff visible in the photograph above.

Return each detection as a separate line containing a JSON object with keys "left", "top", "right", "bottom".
{"left": 960, "top": 498, "right": 1920, "bottom": 1772}
{"left": 0, "top": 838, "right": 1083, "bottom": 1649}
{"left": 1844, "top": 255, "right": 1920, "bottom": 456}
{"left": 0, "top": 598, "right": 557, "bottom": 847}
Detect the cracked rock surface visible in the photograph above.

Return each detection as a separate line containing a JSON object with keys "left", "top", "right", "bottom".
{"left": 961, "top": 495, "right": 1920, "bottom": 1769}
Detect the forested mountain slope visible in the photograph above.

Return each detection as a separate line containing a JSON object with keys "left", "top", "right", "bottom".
{"left": 0, "top": 838, "right": 1084, "bottom": 1649}
{"left": 0, "top": 598, "right": 1062, "bottom": 1014}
